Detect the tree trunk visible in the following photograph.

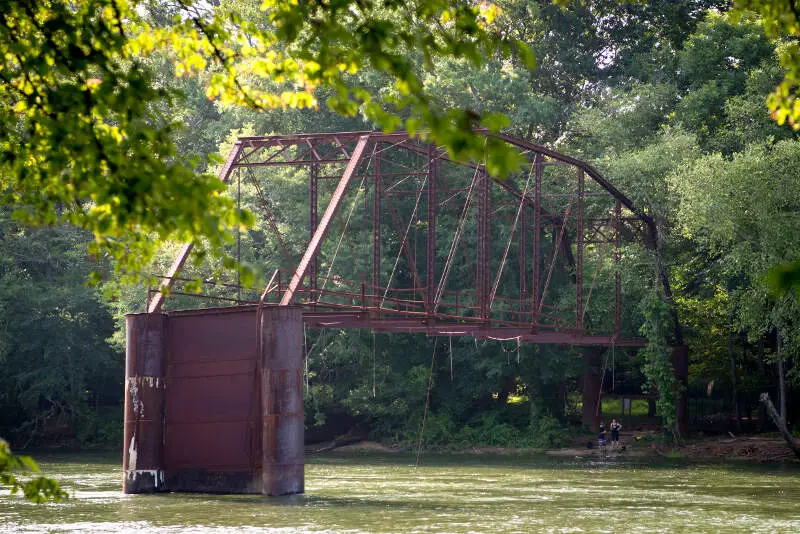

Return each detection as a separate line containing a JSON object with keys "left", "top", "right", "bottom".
{"left": 582, "top": 347, "right": 603, "bottom": 430}
{"left": 554, "top": 379, "right": 567, "bottom": 422}
{"left": 728, "top": 331, "right": 741, "bottom": 432}
{"left": 777, "top": 333, "right": 786, "bottom": 422}
{"left": 757, "top": 339, "right": 767, "bottom": 432}
{"left": 671, "top": 345, "right": 689, "bottom": 438}
{"left": 653, "top": 226, "right": 683, "bottom": 346}
{"left": 528, "top": 377, "right": 544, "bottom": 428}
{"left": 759, "top": 393, "right": 800, "bottom": 459}
{"left": 647, "top": 398, "right": 657, "bottom": 418}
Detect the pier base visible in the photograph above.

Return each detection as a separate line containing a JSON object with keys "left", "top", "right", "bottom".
{"left": 123, "top": 305, "right": 303, "bottom": 495}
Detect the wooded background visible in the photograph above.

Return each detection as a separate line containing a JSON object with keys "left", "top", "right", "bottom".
{"left": 1, "top": 0, "right": 797, "bottom": 450}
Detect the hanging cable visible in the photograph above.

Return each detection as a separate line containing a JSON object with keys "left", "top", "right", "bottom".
{"left": 245, "top": 166, "right": 292, "bottom": 264}
{"left": 236, "top": 169, "right": 242, "bottom": 302}
{"left": 303, "top": 322, "right": 311, "bottom": 395}
{"left": 536, "top": 200, "right": 574, "bottom": 316}
{"left": 304, "top": 327, "right": 335, "bottom": 363}
{"left": 416, "top": 338, "right": 438, "bottom": 467}
{"left": 316, "top": 143, "right": 376, "bottom": 298}
{"left": 380, "top": 176, "right": 428, "bottom": 308}
{"left": 433, "top": 165, "right": 481, "bottom": 312}
{"left": 489, "top": 160, "right": 535, "bottom": 308}
{"left": 499, "top": 340, "right": 518, "bottom": 353}
{"left": 431, "top": 138, "right": 487, "bottom": 313}
{"left": 319, "top": 175, "right": 367, "bottom": 295}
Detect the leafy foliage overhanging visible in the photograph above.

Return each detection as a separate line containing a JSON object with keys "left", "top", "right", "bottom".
{"left": 0, "top": 0, "right": 532, "bottom": 283}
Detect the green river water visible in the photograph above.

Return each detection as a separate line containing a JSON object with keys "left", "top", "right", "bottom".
{"left": 1, "top": 452, "right": 799, "bottom": 533}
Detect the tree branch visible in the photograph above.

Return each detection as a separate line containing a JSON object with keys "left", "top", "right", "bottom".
{"left": 760, "top": 392, "right": 800, "bottom": 459}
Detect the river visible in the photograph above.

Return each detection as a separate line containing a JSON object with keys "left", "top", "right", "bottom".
{"left": 2, "top": 452, "right": 799, "bottom": 533}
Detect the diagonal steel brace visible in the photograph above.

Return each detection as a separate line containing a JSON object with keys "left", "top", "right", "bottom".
{"left": 148, "top": 141, "right": 243, "bottom": 313}
{"left": 279, "top": 135, "right": 369, "bottom": 305}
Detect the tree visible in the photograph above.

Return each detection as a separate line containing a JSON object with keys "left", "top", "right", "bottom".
{"left": 0, "top": 0, "right": 548, "bottom": 495}
{"left": 0, "top": 209, "right": 121, "bottom": 446}
{"left": 0, "top": 0, "right": 535, "bottom": 286}
{"left": 733, "top": 1, "right": 800, "bottom": 294}
{"left": 0, "top": 439, "right": 67, "bottom": 503}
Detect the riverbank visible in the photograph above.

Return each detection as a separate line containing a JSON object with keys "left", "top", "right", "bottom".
{"left": 313, "top": 431, "right": 799, "bottom": 463}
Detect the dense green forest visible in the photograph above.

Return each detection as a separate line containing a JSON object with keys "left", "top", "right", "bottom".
{"left": 1, "top": 0, "right": 799, "bottom": 454}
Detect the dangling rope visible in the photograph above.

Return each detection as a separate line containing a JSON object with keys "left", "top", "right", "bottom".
{"left": 449, "top": 336, "right": 454, "bottom": 382}
{"left": 372, "top": 332, "right": 377, "bottom": 398}
{"left": 416, "top": 338, "right": 438, "bottom": 467}
{"left": 304, "top": 327, "right": 336, "bottom": 364}
{"left": 595, "top": 349, "right": 610, "bottom": 418}
{"left": 498, "top": 340, "right": 518, "bottom": 352}
{"left": 611, "top": 341, "right": 616, "bottom": 392}
{"left": 495, "top": 338, "right": 521, "bottom": 366}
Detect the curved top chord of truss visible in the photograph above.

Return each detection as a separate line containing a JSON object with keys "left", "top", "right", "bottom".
{"left": 149, "top": 131, "right": 665, "bottom": 346}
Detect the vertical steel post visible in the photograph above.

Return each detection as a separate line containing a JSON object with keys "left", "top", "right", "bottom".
{"left": 576, "top": 168, "right": 584, "bottom": 333}
{"left": 614, "top": 199, "right": 622, "bottom": 337}
{"left": 372, "top": 148, "right": 381, "bottom": 313}
{"left": 476, "top": 169, "right": 491, "bottom": 321}
{"left": 426, "top": 143, "right": 437, "bottom": 316}
{"left": 531, "top": 154, "right": 542, "bottom": 330}
{"left": 309, "top": 162, "right": 318, "bottom": 301}
{"left": 487, "top": 175, "right": 492, "bottom": 320}
{"left": 280, "top": 136, "right": 369, "bottom": 306}
{"left": 236, "top": 170, "right": 241, "bottom": 302}
{"left": 519, "top": 202, "right": 528, "bottom": 320}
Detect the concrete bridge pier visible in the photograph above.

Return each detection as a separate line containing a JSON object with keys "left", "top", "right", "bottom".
{"left": 123, "top": 305, "right": 304, "bottom": 496}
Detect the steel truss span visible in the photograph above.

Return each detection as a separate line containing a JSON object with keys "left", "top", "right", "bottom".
{"left": 150, "top": 131, "right": 658, "bottom": 346}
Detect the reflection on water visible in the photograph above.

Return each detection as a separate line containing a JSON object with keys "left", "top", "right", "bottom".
{"left": 2, "top": 452, "right": 799, "bottom": 533}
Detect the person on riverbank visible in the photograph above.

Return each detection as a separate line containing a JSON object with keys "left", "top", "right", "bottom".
{"left": 597, "top": 422, "right": 607, "bottom": 450}
{"left": 610, "top": 419, "right": 622, "bottom": 448}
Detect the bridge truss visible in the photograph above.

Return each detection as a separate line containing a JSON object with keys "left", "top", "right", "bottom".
{"left": 149, "top": 131, "right": 657, "bottom": 346}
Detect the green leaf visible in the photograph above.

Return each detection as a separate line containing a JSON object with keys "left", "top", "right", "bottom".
{"left": 765, "top": 260, "right": 800, "bottom": 296}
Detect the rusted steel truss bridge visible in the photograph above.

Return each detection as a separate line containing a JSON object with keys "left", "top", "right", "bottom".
{"left": 149, "top": 131, "right": 658, "bottom": 347}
